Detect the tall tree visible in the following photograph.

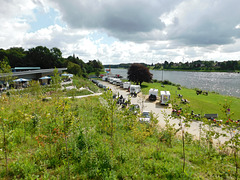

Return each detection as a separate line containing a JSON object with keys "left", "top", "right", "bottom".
{"left": 127, "top": 63, "right": 152, "bottom": 85}
{"left": 67, "top": 62, "right": 82, "bottom": 77}
{"left": 26, "top": 46, "right": 60, "bottom": 68}
{"left": 86, "top": 60, "right": 103, "bottom": 73}
{"left": 50, "top": 47, "right": 64, "bottom": 67}
{"left": 0, "top": 57, "right": 13, "bottom": 87}
{"left": 6, "top": 47, "right": 26, "bottom": 67}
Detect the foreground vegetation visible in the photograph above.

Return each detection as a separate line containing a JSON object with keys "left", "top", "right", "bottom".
{"left": 0, "top": 77, "right": 239, "bottom": 179}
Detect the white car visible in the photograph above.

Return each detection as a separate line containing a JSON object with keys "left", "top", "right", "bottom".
{"left": 139, "top": 111, "right": 151, "bottom": 123}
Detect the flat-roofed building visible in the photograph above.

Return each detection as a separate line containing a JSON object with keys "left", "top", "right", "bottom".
{"left": 0, "top": 68, "right": 67, "bottom": 80}
{"left": 11, "top": 67, "right": 41, "bottom": 72}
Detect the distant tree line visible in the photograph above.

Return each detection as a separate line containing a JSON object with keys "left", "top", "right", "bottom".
{"left": 104, "top": 63, "right": 148, "bottom": 69}
{"left": 153, "top": 60, "right": 240, "bottom": 71}
{"left": 0, "top": 46, "right": 103, "bottom": 77}
{"left": 105, "top": 60, "right": 240, "bottom": 72}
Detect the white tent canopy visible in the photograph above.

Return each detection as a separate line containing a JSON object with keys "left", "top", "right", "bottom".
{"left": 61, "top": 73, "right": 73, "bottom": 78}
{"left": 39, "top": 76, "right": 51, "bottom": 80}
{"left": 13, "top": 78, "right": 30, "bottom": 82}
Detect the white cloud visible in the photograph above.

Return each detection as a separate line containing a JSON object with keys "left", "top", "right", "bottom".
{"left": 1, "top": 0, "right": 240, "bottom": 64}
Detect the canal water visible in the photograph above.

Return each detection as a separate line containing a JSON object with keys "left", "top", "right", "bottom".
{"left": 108, "top": 68, "right": 240, "bottom": 97}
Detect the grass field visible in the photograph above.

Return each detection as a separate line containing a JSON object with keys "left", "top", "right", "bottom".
{"left": 140, "top": 82, "right": 240, "bottom": 120}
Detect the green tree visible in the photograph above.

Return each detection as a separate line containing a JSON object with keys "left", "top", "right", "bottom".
{"left": 6, "top": 47, "right": 26, "bottom": 67}
{"left": 86, "top": 59, "right": 103, "bottom": 73}
{"left": 163, "top": 61, "right": 169, "bottom": 69}
{"left": 127, "top": 63, "right": 152, "bottom": 85}
{"left": 26, "top": 46, "right": 63, "bottom": 68}
{"left": 51, "top": 68, "right": 61, "bottom": 91}
{"left": 0, "top": 57, "right": 13, "bottom": 88}
{"left": 50, "top": 47, "right": 64, "bottom": 67}
{"left": 67, "top": 62, "right": 82, "bottom": 77}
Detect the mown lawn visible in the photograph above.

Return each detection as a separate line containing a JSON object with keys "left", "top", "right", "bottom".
{"left": 140, "top": 82, "right": 240, "bottom": 120}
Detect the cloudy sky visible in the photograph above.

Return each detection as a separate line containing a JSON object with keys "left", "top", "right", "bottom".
{"left": 1, "top": 0, "right": 240, "bottom": 64}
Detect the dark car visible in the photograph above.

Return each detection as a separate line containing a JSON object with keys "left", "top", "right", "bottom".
{"left": 139, "top": 111, "right": 151, "bottom": 123}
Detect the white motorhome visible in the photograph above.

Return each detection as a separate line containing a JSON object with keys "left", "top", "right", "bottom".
{"left": 149, "top": 88, "right": 158, "bottom": 101}
{"left": 130, "top": 85, "right": 141, "bottom": 94}
{"left": 160, "top": 91, "right": 171, "bottom": 105}
{"left": 115, "top": 79, "right": 122, "bottom": 86}
{"left": 108, "top": 77, "right": 114, "bottom": 84}
{"left": 102, "top": 76, "right": 108, "bottom": 81}
{"left": 112, "top": 78, "right": 118, "bottom": 85}
{"left": 123, "top": 82, "right": 131, "bottom": 89}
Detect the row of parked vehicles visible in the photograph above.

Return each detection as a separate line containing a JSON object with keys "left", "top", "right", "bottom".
{"left": 102, "top": 76, "right": 171, "bottom": 105}
{"left": 149, "top": 88, "right": 171, "bottom": 105}
{"left": 102, "top": 76, "right": 142, "bottom": 97}
{"left": 101, "top": 76, "right": 151, "bottom": 123}
{"left": 91, "top": 79, "right": 107, "bottom": 90}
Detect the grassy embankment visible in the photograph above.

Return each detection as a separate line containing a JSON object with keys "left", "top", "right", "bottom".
{"left": 0, "top": 77, "right": 239, "bottom": 179}
{"left": 140, "top": 82, "right": 240, "bottom": 120}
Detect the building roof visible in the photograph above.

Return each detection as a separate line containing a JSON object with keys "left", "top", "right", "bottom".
{"left": 0, "top": 68, "right": 67, "bottom": 78}
{"left": 12, "top": 67, "right": 41, "bottom": 70}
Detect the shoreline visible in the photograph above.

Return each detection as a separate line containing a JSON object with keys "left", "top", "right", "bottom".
{"left": 105, "top": 68, "right": 240, "bottom": 98}
{"left": 104, "top": 67, "right": 240, "bottom": 73}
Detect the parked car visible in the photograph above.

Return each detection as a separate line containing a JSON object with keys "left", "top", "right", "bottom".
{"left": 92, "top": 79, "right": 97, "bottom": 84}
{"left": 139, "top": 111, "right": 151, "bottom": 123}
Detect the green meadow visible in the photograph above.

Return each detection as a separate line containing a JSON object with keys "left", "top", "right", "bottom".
{"left": 140, "top": 82, "right": 240, "bottom": 120}
{"left": 0, "top": 77, "right": 239, "bottom": 179}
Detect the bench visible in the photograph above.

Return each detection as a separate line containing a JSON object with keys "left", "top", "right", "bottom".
{"left": 204, "top": 114, "right": 218, "bottom": 119}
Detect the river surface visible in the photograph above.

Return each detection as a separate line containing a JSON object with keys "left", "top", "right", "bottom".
{"left": 108, "top": 68, "right": 240, "bottom": 97}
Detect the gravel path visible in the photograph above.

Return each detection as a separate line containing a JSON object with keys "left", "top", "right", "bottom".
{"left": 99, "top": 80, "right": 232, "bottom": 145}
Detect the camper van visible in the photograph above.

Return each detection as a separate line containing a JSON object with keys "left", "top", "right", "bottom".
{"left": 160, "top": 91, "right": 171, "bottom": 105}
{"left": 130, "top": 85, "right": 141, "bottom": 95}
{"left": 123, "top": 82, "right": 131, "bottom": 89}
{"left": 149, "top": 88, "right": 158, "bottom": 101}
{"left": 108, "top": 77, "right": 114, "bottom": 84}
{"left": 102, "top": 76, "right": 108, "bottom": 81}
{"left": 115, "top": 79, "right": 122, "bottom": 86}
{"left": 112, "top": 78, "right": 118, "bottom": 85}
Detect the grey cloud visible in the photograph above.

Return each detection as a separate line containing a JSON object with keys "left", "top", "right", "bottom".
{"left": 167, "top": 0, "right": 240, "bottom": 46}
{"left": 49, "top": 0, "right": 183, "bottom": 41}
